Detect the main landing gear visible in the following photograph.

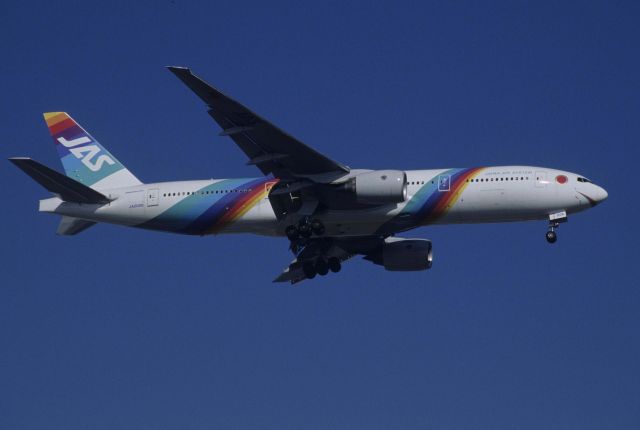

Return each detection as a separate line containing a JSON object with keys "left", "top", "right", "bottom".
{"left": 546, "top": 211, "right": 567, "bottom": 244}
{"left": 286, "top": 216, "right": 342, "bottom": 279}
{"left": 302, "top": 257, "right": 341, "bottom": 279}
{"left": 285, "top": 216, "right": 325, "bottom": 243}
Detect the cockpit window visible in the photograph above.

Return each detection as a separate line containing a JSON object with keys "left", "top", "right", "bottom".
{"left": 577, "top": 177, "right": 592, "bottom": 183}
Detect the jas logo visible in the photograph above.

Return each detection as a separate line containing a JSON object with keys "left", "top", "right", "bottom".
{"left": 57, "top": 136, "right": 115, "bottom": 172}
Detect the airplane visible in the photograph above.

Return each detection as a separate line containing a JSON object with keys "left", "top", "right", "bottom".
{"left": 10, "top": 67, "right": 608, "bottom": 284}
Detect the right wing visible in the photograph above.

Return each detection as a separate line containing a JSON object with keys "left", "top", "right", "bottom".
{"left": 168, "top": 67, "right": 350, "bottom": 180}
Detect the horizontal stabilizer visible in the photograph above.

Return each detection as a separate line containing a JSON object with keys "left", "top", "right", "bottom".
{"left": 9, "top": 157, "right": 111, "bottom": 204}
{"left": 57, "top": 216, "right": 97, "bottom": 235}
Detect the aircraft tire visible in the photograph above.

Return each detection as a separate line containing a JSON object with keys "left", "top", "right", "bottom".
{"left": 303, "top": 262, "right": 316, "bottom": 279}
{"left": 546, "top": 230, "right": 557, "bottom": 244}
{"left": 311, "top": 219, "right": 325, "bottom": 236}
{"left": 298, "top": 223, "right": 312, "bottom": 238}
{"left": 316, "top": 259, "right": 329, "bottom": 276}
{"left": 285, "top": 225, "right": 299, "bottom": 241}
{"left": 328, "top": 257, "right": 341, "bottom": 273}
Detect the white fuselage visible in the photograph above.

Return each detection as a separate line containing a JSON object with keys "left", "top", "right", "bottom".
{"left": 39, "top": 166, "right": 608, "bottom": 238}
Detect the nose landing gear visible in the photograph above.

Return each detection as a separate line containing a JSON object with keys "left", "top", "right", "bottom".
{"left": 546, "top": 211, "right": 567, "bottom": 244}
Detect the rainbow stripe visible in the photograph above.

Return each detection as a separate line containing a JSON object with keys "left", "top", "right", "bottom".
{"left": 205, "top": 178, "right": 278, "bottom": 233}
{"left": 141, "top": 177, "right": 279, "bottom": 235}
{"left": 422, "top": 167, "right": 484, "bottom": 223}
{"left": 378, "top": 167, "right": 484, "bottom": 234}
{"left": 44, "top": 112, "right": 76, "bottom": 135}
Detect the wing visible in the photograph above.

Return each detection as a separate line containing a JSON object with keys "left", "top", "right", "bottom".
{"left": 274, "top": 245, "right": 354, "bottom": 285}
{"left": 273, "top": 236, "right": 385, "bottom": 284}
{"left": 168, "top": 67, "right": 349, "bottom": 179}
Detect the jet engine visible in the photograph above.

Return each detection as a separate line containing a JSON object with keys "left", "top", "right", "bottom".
{"left": 348, "top": 170, "right": 407, "bottom": 205}
{"left": 365, "top": 237, "right": 433, "bottom": 271}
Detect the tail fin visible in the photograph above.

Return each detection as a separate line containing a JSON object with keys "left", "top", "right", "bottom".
{"left": 43, "top": 112, "right": 142, "bottom": 190}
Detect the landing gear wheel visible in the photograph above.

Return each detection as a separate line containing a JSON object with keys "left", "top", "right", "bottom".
{"left": 315, "top": 259, "right": 329, "bottom": 276}
{"left": 285, "top": 225, "right": 299, "bottom": 241}
{"left": 302, "top": 262, "right": 316, "bottom": 279}
{"left": 298, "top": 223, "right": 312, "bottom": 238}
{"left": 328, "top": 257, "right": 341, "bottom": 273}
{"left": 310, "top": 219, "right": 325, "bottom": 236}
{"left": 545, "top": 214, "right": 565, "bottom": 244}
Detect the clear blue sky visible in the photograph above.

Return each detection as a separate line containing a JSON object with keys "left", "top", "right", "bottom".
{"left": 1, "top": 1, "right": 639, "bottom": 428}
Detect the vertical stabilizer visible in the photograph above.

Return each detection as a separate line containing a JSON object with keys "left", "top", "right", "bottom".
{"left": 43, "top": 112, "right": 142, "bottom": 190}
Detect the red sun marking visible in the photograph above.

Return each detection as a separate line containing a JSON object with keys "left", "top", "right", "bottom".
{"left": 556, "top": 175, "right": 568, "bottom": 184}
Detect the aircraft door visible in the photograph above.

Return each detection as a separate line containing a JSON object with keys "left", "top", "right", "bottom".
{"left": 264, "top": 181, "right": 277, "bottom": 199}
{"left": 147, "top": 188, "right": 159, "bottom": 207}
{"left": 535, "top": 171, "right": 547, "bottom": 188}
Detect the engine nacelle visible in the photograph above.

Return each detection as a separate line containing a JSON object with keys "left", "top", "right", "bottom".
{"left": 381, "top": 237, "right": 433, "bottom": 271}
{"left": 350, "top": 170, "right": 407, "bottom": 205}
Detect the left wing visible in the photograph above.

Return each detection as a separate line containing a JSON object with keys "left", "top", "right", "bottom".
{"left": 273, "top": 236, "right": 385, "bottom": 284}
{"left": 274, "top": 248, "right": 354, "bottom": 284}
{"left": 168, "top": 66, "right": 350, "bottom": 180}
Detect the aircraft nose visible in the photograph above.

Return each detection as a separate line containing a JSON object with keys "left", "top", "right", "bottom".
{"left": 594, "top": 185, "right": 608, "bottom": 203}
{"left": 576, "top": 183, "right": 608, "bottom": 207}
